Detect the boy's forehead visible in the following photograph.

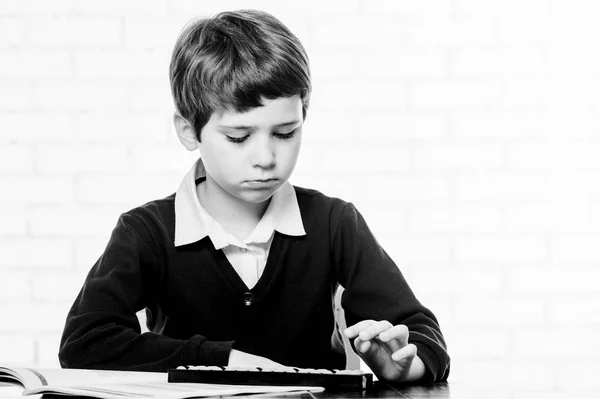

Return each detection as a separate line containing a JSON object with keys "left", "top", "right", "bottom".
{"left": 214, "top": 96, "right": 303, "bottom": 128}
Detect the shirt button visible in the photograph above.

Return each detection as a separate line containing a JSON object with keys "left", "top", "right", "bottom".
{"left": 243, "top": 292, "right": 254, "bottom": 306}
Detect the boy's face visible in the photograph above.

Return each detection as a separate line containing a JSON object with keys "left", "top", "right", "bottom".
{"left": 198, "top": 95, "right": 303, "bottom": 205}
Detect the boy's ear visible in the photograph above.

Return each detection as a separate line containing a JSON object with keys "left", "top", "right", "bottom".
{"left": 173, "top": 112, "right": 199, "bottom": 151}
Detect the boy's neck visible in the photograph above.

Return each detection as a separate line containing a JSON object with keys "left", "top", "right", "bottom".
{"left": 197, "top": 179, "right": 270, "bottom": 241}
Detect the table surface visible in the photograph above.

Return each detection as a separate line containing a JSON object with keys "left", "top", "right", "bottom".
{"left": 0, "top": 380, "right": 503, "bottom": 399}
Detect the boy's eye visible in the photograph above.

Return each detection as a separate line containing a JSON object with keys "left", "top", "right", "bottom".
{"left": 273, "top": 130, "right": 296, "bottom": 140}
{"left": 226, "top": 135, "right": 250, "bottom": 144}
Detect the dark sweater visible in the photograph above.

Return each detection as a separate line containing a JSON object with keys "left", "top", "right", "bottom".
{"left": 59, "top": 186, "right": 450, "bottom": 382}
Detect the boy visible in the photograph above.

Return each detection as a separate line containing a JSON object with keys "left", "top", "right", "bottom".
{"left": 59, "top": 9, "right": 450, "bottom": 384}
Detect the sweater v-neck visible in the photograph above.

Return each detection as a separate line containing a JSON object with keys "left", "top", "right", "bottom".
{"left": 208, "top": 232, "right": 286, "bottom": 298}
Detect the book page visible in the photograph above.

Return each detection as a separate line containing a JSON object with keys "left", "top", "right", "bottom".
{"left": 0, "top": 367, "right": 165, "bottom": 391}
{"left": 28, "top": 382, "right": 322, "bottom": 399}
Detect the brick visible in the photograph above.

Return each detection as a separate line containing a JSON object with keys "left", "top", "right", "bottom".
{"left": 410, "top": 268, "right": 503, "bottom": 295}
{"left": 357, "top": 207, "right": 406, "bottom": 235}
{"left": 35, "top": 144, "right": 129, "bottom": 173}
{"left": 0, "top": 17, "right": 26, "bottom": 46}
{"left": 512, "top": 393, "right": 599, "bottom": 399}
{"left": 312, "top": 82, "right": 408, "bottom": 111}
{"left": 74, "top": 50, "right": 168, "bottom": 79}
{"left": 503, "top": 79, "right": 600, "bottom": 110}
{"left": 170, "top": 0, "right": 269, "bottom": 16}
{"left": 301, "top": 109, "right": 359, "bottom": 139}
{"left": 0, "top": 334, "right": 35, "bottom": 364}
{"left": 0, "top": 81, "right": 34, "bottom": 109}
{"left": 32, "top": 271, "right": 86, "bottom": 301}
{"left": 455, "top": 174, "right": 551, "bottom": 201}
{"left": 556, "top": 362, "right": 600, "bottom": 390}
{"left": 265, "top": 0, "right": 359, "bottom": 14}
{"left": 73, "top": 113, "right": 169, "bottom": 143}
{"left": 126, "top": 81, "right": 174, "bottom": 111}
{"left": 308, "top": 174, "right": 451, "bottom": 202}
{"left": 309, "top": 52, "right": 359, "bottom": 80}
{"left": 509, "top": 267, "right": 600, "bottom": 294}
{"left": 299, "top": 143, "right": 410, "bottom": 173}
{"left": 452, "top": 47, "right": 544, "bottom": 78}
{"left": 544, "top": 173, "right": 600, "bottom": 201}
{"left": 513, "top": 329, "right": 600, "bottom": 358}
{"left": 0, "top": 208, "right": 28, "bottom": 236}
{"left": 74, "top": 0, "right": 167, "bottom": 15}
{"left": 358, "top": 113, "right": 447, "bottom": 139}
{"left": 374, "top": 235, "right": 451, "bottom": 267}
{"left": 27, "top": 17, "right": 121, "bottom": 47}
{"left": 359, "top": 0, "right": 453, "bottom": 16}
{"left": 35, "top": 81, "right": 129, "bottom": 111}
{"left": 0, "top": 144, "right": 34, "bottom": 172}
{"left": 502, "top": 15, "right": 600, "bottom": 47}
{"left": 552, "top": 235, "right": 600, "bottom": 263}
{"left": 412, "top": 81, "right": 501, "bottom": 110}
{"left": 455, "top": 0, "right": 549, "bottom": 17}
{"left": 30, "top": 207, "right": 123, "bottom": 237}
{"left": 545, "top": 46, "right": 600, "bottom": 78}
{"left": 504, "top": 204, "right": 552, "bottom": 233}
{"left": 507, "top": 203, "right": 600, "bottom": 234}
{"left": 358, "top": 50, "right": 446, "bottom": 80}
{"left": 0, "top": 0, "right": 73, "bottom": 14}
{"left": 75, "top": 174, "right": 179, "bottom": 205}
{"left": 0, "top": 272, "right": 31, "bottom": 300}
{"left": 312, "top": 19, "right": 406, "bottom": 50}
{"left": 552, "top": 299, "right": 600, "bottom": 325}
{"left": 450, "top": 111, "right": 596, "bottom": 139}
{"left": 0, "top": 303, "right": 70, "bottom": 332}
{"left": 130, "top": 144, "right": 197, "bottom": 173}
{"left": 408, "top": 205, "right": 501, "bottom": 233}
{"left": 454, "top": 298, "right": 544, "bottom": 325}
{"left": 36, "top": 333, "right": 62, "bottom": 367}
{"left": 406, "top": 15, "right": 500, "bottom": 47}
{"left": 501, "top": 79, "right": 546, "bottom": 109}
{"left": 0, "top": 113, "right": 74, "bottom": 143}
{"left": 0, "top": 176, "right": 74, "bottom": 205}
{"left": 412, "top": 141, "right": 505, "bottom": 170}
{"left": 123, "top": 17, "right": 186, "bottom": 49}
{"left": 0, "top": 238, "right": 72, "bottom": 269}
{"left": 444, "top": 329, "right": 510, "bottom": 357}
{"left": 508, "top": 138, "right": 599, "bottom": 170}
{"left": 456, "top": 236, "right": 547, "bottom": 262}
{"left": 0, "top": 50, "right": 72, "bottom": 78}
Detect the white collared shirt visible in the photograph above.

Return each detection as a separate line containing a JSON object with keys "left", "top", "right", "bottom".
{"left": 174, "top": 158, "right": 306, "bottom": 288}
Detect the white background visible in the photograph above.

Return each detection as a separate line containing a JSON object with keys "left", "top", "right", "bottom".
{"left": 1, "top": 1, "right": 599, "bottom": 398}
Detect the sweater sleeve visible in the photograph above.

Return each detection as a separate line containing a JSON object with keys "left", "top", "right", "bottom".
{"left": 58, "top": 212, "right": 234, "bottom": 371}
{"left": 331, "top": 202, "right": 450, "bottom": 383}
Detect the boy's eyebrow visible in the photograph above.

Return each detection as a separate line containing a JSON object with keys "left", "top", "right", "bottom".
{"left": 218, "top": 120, "right": 301, "bottom": 130}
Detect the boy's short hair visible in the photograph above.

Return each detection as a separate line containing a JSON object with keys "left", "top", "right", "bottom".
{"left": 169, "top": 9, "right": 311, "bottom": 140}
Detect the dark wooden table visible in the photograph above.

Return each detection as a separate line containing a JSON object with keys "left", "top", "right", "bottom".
{"left": 227, "top": 381, "right": 502, "bottom": 398}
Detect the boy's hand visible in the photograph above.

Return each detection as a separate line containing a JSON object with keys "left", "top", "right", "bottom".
{"left": 344, "top": 320, "right": 426, "bottom": 383}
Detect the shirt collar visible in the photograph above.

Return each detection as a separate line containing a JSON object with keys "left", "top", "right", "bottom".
{"left": 174, "top": 158, "right": 305, "bottom": 248}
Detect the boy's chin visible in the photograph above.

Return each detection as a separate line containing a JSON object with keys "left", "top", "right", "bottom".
{"left": 235, "top": 185, "right": 281, "bottom": 204}
{"left": 237, "top": 190, "right": 277, "bottom": 205}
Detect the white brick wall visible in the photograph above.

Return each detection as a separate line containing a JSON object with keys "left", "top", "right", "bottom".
{"left": 1, "top": 1, "right": 599, "bottom": 397}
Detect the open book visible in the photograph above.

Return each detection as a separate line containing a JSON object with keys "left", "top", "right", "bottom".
{"left": 0, "top": 366, "right": 323, "bottom": 398}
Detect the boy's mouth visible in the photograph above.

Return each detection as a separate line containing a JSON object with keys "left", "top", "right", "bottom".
{"left": 245, "top": 178, "right": 279, "bottom": 188}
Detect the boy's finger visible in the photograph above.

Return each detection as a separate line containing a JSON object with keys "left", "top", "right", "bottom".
{"left": 378, "top": 324, "right": 409, "bottom": 347}
{"left": 344, "top": 320, "right": 376, "bottom": 338}
{"left": 391, "top": 343, "right": 417, "bottom": 362}
{"left": 357, "top": 320, "right": 393, "bottom": 341}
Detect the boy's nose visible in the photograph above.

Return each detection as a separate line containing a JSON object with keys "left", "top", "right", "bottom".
{"left": 251, "top": 140, "right": 276, "bottom": 169}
